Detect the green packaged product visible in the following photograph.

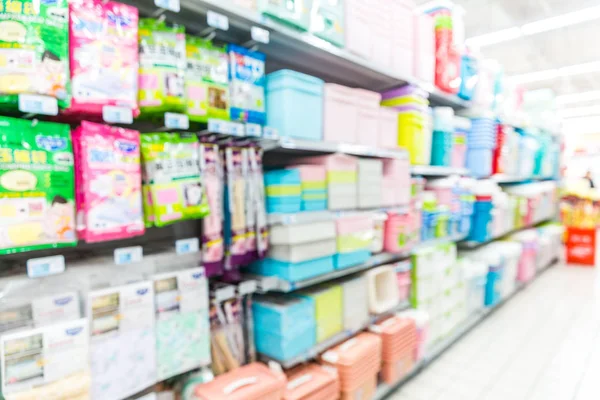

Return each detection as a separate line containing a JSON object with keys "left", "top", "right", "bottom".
{"left": 0, "top": 0, "right": 70, "bottom": 109}
{"left": 185, "top": 36, "right": 230, "bottom": 123}
{"left": 0, "top": 117, "right": 75, "bottom": 254}
{"left": 138, "top": 18, "right": 186, "bottom": 115}
{"left": 141, "top": 133, "right": 209, "bottom": 227}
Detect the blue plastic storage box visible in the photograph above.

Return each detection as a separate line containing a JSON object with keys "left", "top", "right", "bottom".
{"left": 247, "top": 256, "right": 335, "bottom": 282}
{"left": 266, "top": 70, "right": 324, "bottom": 141}
{"left": 334, "top": 250, "right": 371, "bottom": 270}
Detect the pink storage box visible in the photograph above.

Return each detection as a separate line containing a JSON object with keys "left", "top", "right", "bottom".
{"left": 397, "top": 271, "right": 411, "bottom": 301}
{"left": 323, "top": 84, "right": 358, "bottom": 144}
{"left": 384, "top": 211, "right": 414, "bottom": 253}
{"left": 194, "top": 363, "right": 287, "bottom": 400}
{"left": 299, "top": 154, "right": 358, "bottom": 172}
{"left": 379, "top": 107, "right": 398, "bottom": 149}
{"left": 355, "top": 89, "right": 382, "bottom": 146}
{"left": 413, "top": 13, "right": 435, "bottom": 84}
{"left": 345, "top": 0, "right": 371, "bottom": 59}
{"left": 336, "top": 215, "right": 374, "bottom": 235}
{"left": 290, "top": 165, "right": 327, "bottom": 182}
{"left": 451, "top": 141, "right": 467, "bottom": 168}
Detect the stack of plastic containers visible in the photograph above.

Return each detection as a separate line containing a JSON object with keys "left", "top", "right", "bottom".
{"left": 264, "top": 169, "right": 302, "bottom": 213}
{"left": 394, "top": 260, "right": 413, "bottom": 303}
{"left": 467, "top": 181, "right": 495, "bottom": 243}
{"left": 297, "top": 285, "right": 344, "bottom": 344}
{"left": 388, "top": 0, "right": 416, "bottom": 77}
{"left": 458, "top": 257, "right": 488, "bottom": 315}
{"left": 466, "top": 117, "right": 496, "bottom": 178}
{"left": 266, "top": 70, "right": 324, "bottom": 141}
{"left": 335, "top": 215, "right": 373, "bottom": 269}
{"left": 295, "top": 165, "right": 328, "bottom": 211}
{"left": 493, "top": 123, "right": 508, "bottom": 175}
{"left": 397, "top": 310, "right": 430, "bottom": 361}
{"left": 452, "top": 117, "right": 471, "bottom": 168}
{"left": 321, "top": 333, "right": 382, "bottom": 399}
{"left": 193, "top": 362, "right": 287, "bottom": 399}
{"left": 371, "top": 317, "right": 417, "bottom": 385}
{"left": 431, "top": 107, "right": 455, "bottom": 166}
{"left": 427, "top": 5, "right": 461, "bottom": 94}
{"left": 248, "top": 221, "right": 336, "bottom": 283}
{"left": 384, "top": 209, "right": 417, "bottom": 254}
{"left": 382, "top": 158, "right": 412, "bottom": 206}
{"left": 381, "top": 86, "right": 431, "bottom": 165}
{"left": 414, "top": 13, "right": 435, "bottom": 84}
{"left": 358, "top": 159, "right": 383, "bottom": 208}
{"left": 366, "top": 265, "right": 401, "bottom": 314}
{"left": 341, "top": 276, "right": 370, "bottom": 331}
{"left": 252, "top": 296, "right": 316, "bottom": 361}
{"left": 516, "top": 129, "right": 540, "bottom": 178}
{"left": 458, "top": 53, "right": 479, "bottom": 100}
{"left": 510, "top": 230, "right": 538, "bottom": 283}
{"left": 284, "top": 363, "right": 340, "bottom": 400}
{"left": 420, "top": 191, "right": 438, "bottom": 241}
{"left": 302, "top": 154, "right": 358, "bottom": 210}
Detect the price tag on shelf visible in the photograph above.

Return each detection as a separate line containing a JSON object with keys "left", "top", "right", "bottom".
{"left": 245, "top": 123, "right": 262, "bottom": 137}
{"left": 176, "top": 238, "right": 199, "bottom": 255}
{"left": 207, "top": 10, "right": 229, "bottom": 31}
{"left": 103, "top": 106, "right": 133, "bottom": 124}
{"left": 165, "top": 112, "right": 189, "bottom": 130}
{"left": 154, "top": 0, "right": 179, "bottom": 11}
{"left": 229, "top": 122, "right": 245, "bottom": 136}
{"left": 18, "top": 94, "right": 58, "bottom": 116}
{"left": 213, "top": 284, "right": 236, "bottom": 303}
{"left": 114, "top": 246, "right": 143, "bottom": 265}
{"left": 251, "top": 26, "right": 270, "bottom": 44}
{"left": 238, "top": 280, "right": 257, "bottom": 296}
{"left": 263, "top": 126, "right": 279, "bottom": 139}
{"left": 27, "top": 255, "right": 65, "bottom": 278}
{"left": 208, "top": 118, "right": 227, "bottom": 134}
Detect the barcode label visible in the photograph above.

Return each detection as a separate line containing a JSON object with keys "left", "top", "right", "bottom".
{"left": 18, "top": 95, "right": 58, "bottom": 116}
{"left": 251, "top": 26, "right": 270, "bottom": 44}
{"left": 245, "top": 123, "right": 262, "bottom": 137}
{"left": 103, "top": 106, "right": 133, "bottom": 124}
{"left": 176, "top": 238, "right": 199, "bottom": 255}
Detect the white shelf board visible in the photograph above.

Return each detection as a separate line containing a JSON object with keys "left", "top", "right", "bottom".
{"left": 259, "top": 301, "right": 411, "bottom": 369}
{"left": 411, "top": 165, "right": 470, "bottom": 177}
{"left": 267, "top": 206, "right": 408, "bottom": 226}
{"left": 490, "top": 174, "right": 556, "bottom": 184}
{"left": 128, "top": 0, "right": 469, "bottom": 109}
{"left": 261, "top": 137, "right": 409, "bottom": 160}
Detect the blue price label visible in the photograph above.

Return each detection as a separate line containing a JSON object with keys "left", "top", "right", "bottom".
{"left": 18, "top": 95, "right": 58, "bottom": 116}
{"left": 103, "top": 106, "right": 133, "bottom": 124}
{"left": 246, "top": 123, "right": 262, "bottom": 137}
{"left": 176, "top": 238, "right": 199, "bottom": 255}
{"left": 208, "top": 119, "right": 227, "bottom": 134}
{"left": 165, "top": 112, "right": 189, "bottom": 130}
{"left": 154, "top": 0, "right": 180, "bottom": 12}
{"left": 263, "top": 126, "right": 279, "bottom": 139}
{"left": 27, "top": 255, "right": 65, "bottom": 278}
{"left": 114, "top": 246, "right": 143, "bottom": 265}
{"left": 207, "top": 10, "right": 229, "bottom": 30}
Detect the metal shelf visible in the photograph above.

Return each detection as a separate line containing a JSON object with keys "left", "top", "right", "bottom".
{"left": 127, "top": 0, "right": 469, "bottom": 109}
{"left": 261, "top": 137, "right": 409, "bottom": 160}
{"left": 411, "top": 165, "right": 470, "bottom": 177}
{"left": 490, "top": 174, "right": 556, "bottom": 184}
{"left": 459, "top": 217, "right": 556, "bottom": 249}
{"left": 267, "top": 207, "right": 408, "bottom": 226}
{"left": 373, "top": 258, "right": 559, "bottom": 400}
{"left": 259, "top": 301, "right": 411, "bottom": 369}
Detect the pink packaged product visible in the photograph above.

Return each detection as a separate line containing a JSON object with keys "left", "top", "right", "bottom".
{"left": 73, "top": 121, "right": 144, "bottom": 242}
{"left": 355, "top": 89, "right": 382, "bottom": 146}
{"left": 67, "top": 0, "right": 139, "bottom": 116}
{"left": 247, "top": 146, "right": 269, "bottom": 262}
{"left": 200, "top": 141, "right": 224, "bottom": 277}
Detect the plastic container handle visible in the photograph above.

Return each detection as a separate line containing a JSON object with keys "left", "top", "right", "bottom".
{"left": 223, "top": 377, "right": 259, "bottom": 394}
{"left": 287, "top": 374, "right": 313, "bottom": 390}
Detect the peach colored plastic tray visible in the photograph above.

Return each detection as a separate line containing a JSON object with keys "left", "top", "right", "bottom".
{"left": 284, "top": 363, "right": 339, "bottom": 400}
{"left": 194, "top": 362, "right": 287, "bottom": 400}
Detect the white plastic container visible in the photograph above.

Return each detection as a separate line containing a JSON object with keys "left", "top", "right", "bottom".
{"left": 341, "top": 275, "right": 370, "bottom": 331}
{"left": 268, "top": 239, "right": 337, "bottom": 263}
{"left": 270, "top": 221, "right": 336, "bottom": 245}
{"left": 366, "top": 265, "right": 400, "bottom": 314}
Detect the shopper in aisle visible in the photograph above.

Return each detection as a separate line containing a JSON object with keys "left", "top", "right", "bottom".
{"left": 584, "top": 170, "right": 595, "bottom": 189}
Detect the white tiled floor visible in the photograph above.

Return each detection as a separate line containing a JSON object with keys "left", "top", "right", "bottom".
{"left": 389, "top": 263, "right": 600, "bottom": 400}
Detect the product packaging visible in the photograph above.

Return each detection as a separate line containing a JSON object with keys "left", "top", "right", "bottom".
{"left": 87, "top": 281, "right": 157, "bottom": 400}
{"left": 226, "top": 44, "right": 266, "bottom": 124}
{"left": 186, "top": 37, "right": 230, "bottom": 122}
{"left": 68, "top": 0, "right": 139, "bottom": 116}
{"left": 139, "top": 19, "right": 186, "bottom": 115}
{"left": 209, "top": 298, "right": 246, "bottom": 376}
{"left": 223, "top": 145, "right": 247, "bottom": 276}
{"left": 199, "top": 141, "right": 224, "bottom": 277}
{"left": 152, "top": 267, "right": 211, "bottom": 381}
{"left": 73, "top": 121, "right": 144, "bottom": 243}
{"left": 248, "top": 146, "right": 268, "bottom": 260}
{"left": 0, "top": 0, "right": 70, "bottom": 109}
{"left": 141, "top": 133, "right": 210, "bottom": 227}
{"left": 0, "top": 117, "right": 76, "bottom": 254}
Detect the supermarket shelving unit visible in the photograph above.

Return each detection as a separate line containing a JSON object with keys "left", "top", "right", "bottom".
{"left": 459, "top": 217, "right": 556, "bottom": 249}
{"left": 411, "top": 165, "right": 470, "bottom": 177}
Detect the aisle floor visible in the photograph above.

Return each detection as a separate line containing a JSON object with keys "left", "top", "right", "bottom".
{"left": 389, "top": 263, "right": 600, "bottom": 400}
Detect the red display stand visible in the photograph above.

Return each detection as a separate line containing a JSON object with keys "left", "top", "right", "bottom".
{"left": 565, "top": 227, "right": 597, "bottom": 266}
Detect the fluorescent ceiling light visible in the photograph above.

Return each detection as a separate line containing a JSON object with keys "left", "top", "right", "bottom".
{"left": 556, "top": 91, "right": 600, "bottom": 105}
{"left": 465, "top": 4, "right": 600, "bottom": 48}
{"left": 559, "top": 105, "right": 600, "bottom": 119}
{"left": 510, "top": 61, "right": 600, "bottom": 84}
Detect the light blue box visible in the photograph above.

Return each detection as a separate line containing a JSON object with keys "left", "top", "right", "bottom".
{"left": 334, "top": 250, "right": 371, "bottom": 270}
{"left": 254, "top": 323, "right": 316, "bottom": 361}
{"left": 247, "top": 256, "right": 335, "bottom": 282}
{"left": 266, "top": 70, "right": 324, "bottom": 141}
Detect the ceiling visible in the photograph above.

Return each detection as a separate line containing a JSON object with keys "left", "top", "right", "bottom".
{"left": 416, "top": 0, "right": 600, "bottom": 107}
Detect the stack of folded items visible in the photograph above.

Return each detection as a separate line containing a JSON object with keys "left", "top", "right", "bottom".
{"left": 252, "top": 295, "right": 316, "bottom": 362}
{"left": 283, "top": 363, "right": 340, "bottom": 400}
{"left": 299, "top": 154, "right": 358, "bottom": 210}
{"left": 358, "top": 159, "right": 383, "bottom": 209}
{"left": 264, "top": 169, "right": 301, "bottom": 214}
{"left": 370, "top": 316, "right": 417, "bottom": 384}
{"left": 296, "top": 284, "right": 343, "bottom": 344}
{"left": 247, "top": 221, "right": 336, "bottom": 283}
{"left": 335, "top": 215, "right": 373, "bottom": 269}
{"left": 294, "top": 165, "right": 328, "bottom": 211}
{"left": 320, "top": 332, "right": 382, "bottom": 400}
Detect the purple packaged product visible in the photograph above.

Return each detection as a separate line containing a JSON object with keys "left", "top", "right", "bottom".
{"left": 381, "top": 85, "right": 429, "bottom": 101}
{"left": 250, "top": 146, "right": 269, "bottom": 260}
{"left": 200, "top": 141, "right": 224, "bottom": 277}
